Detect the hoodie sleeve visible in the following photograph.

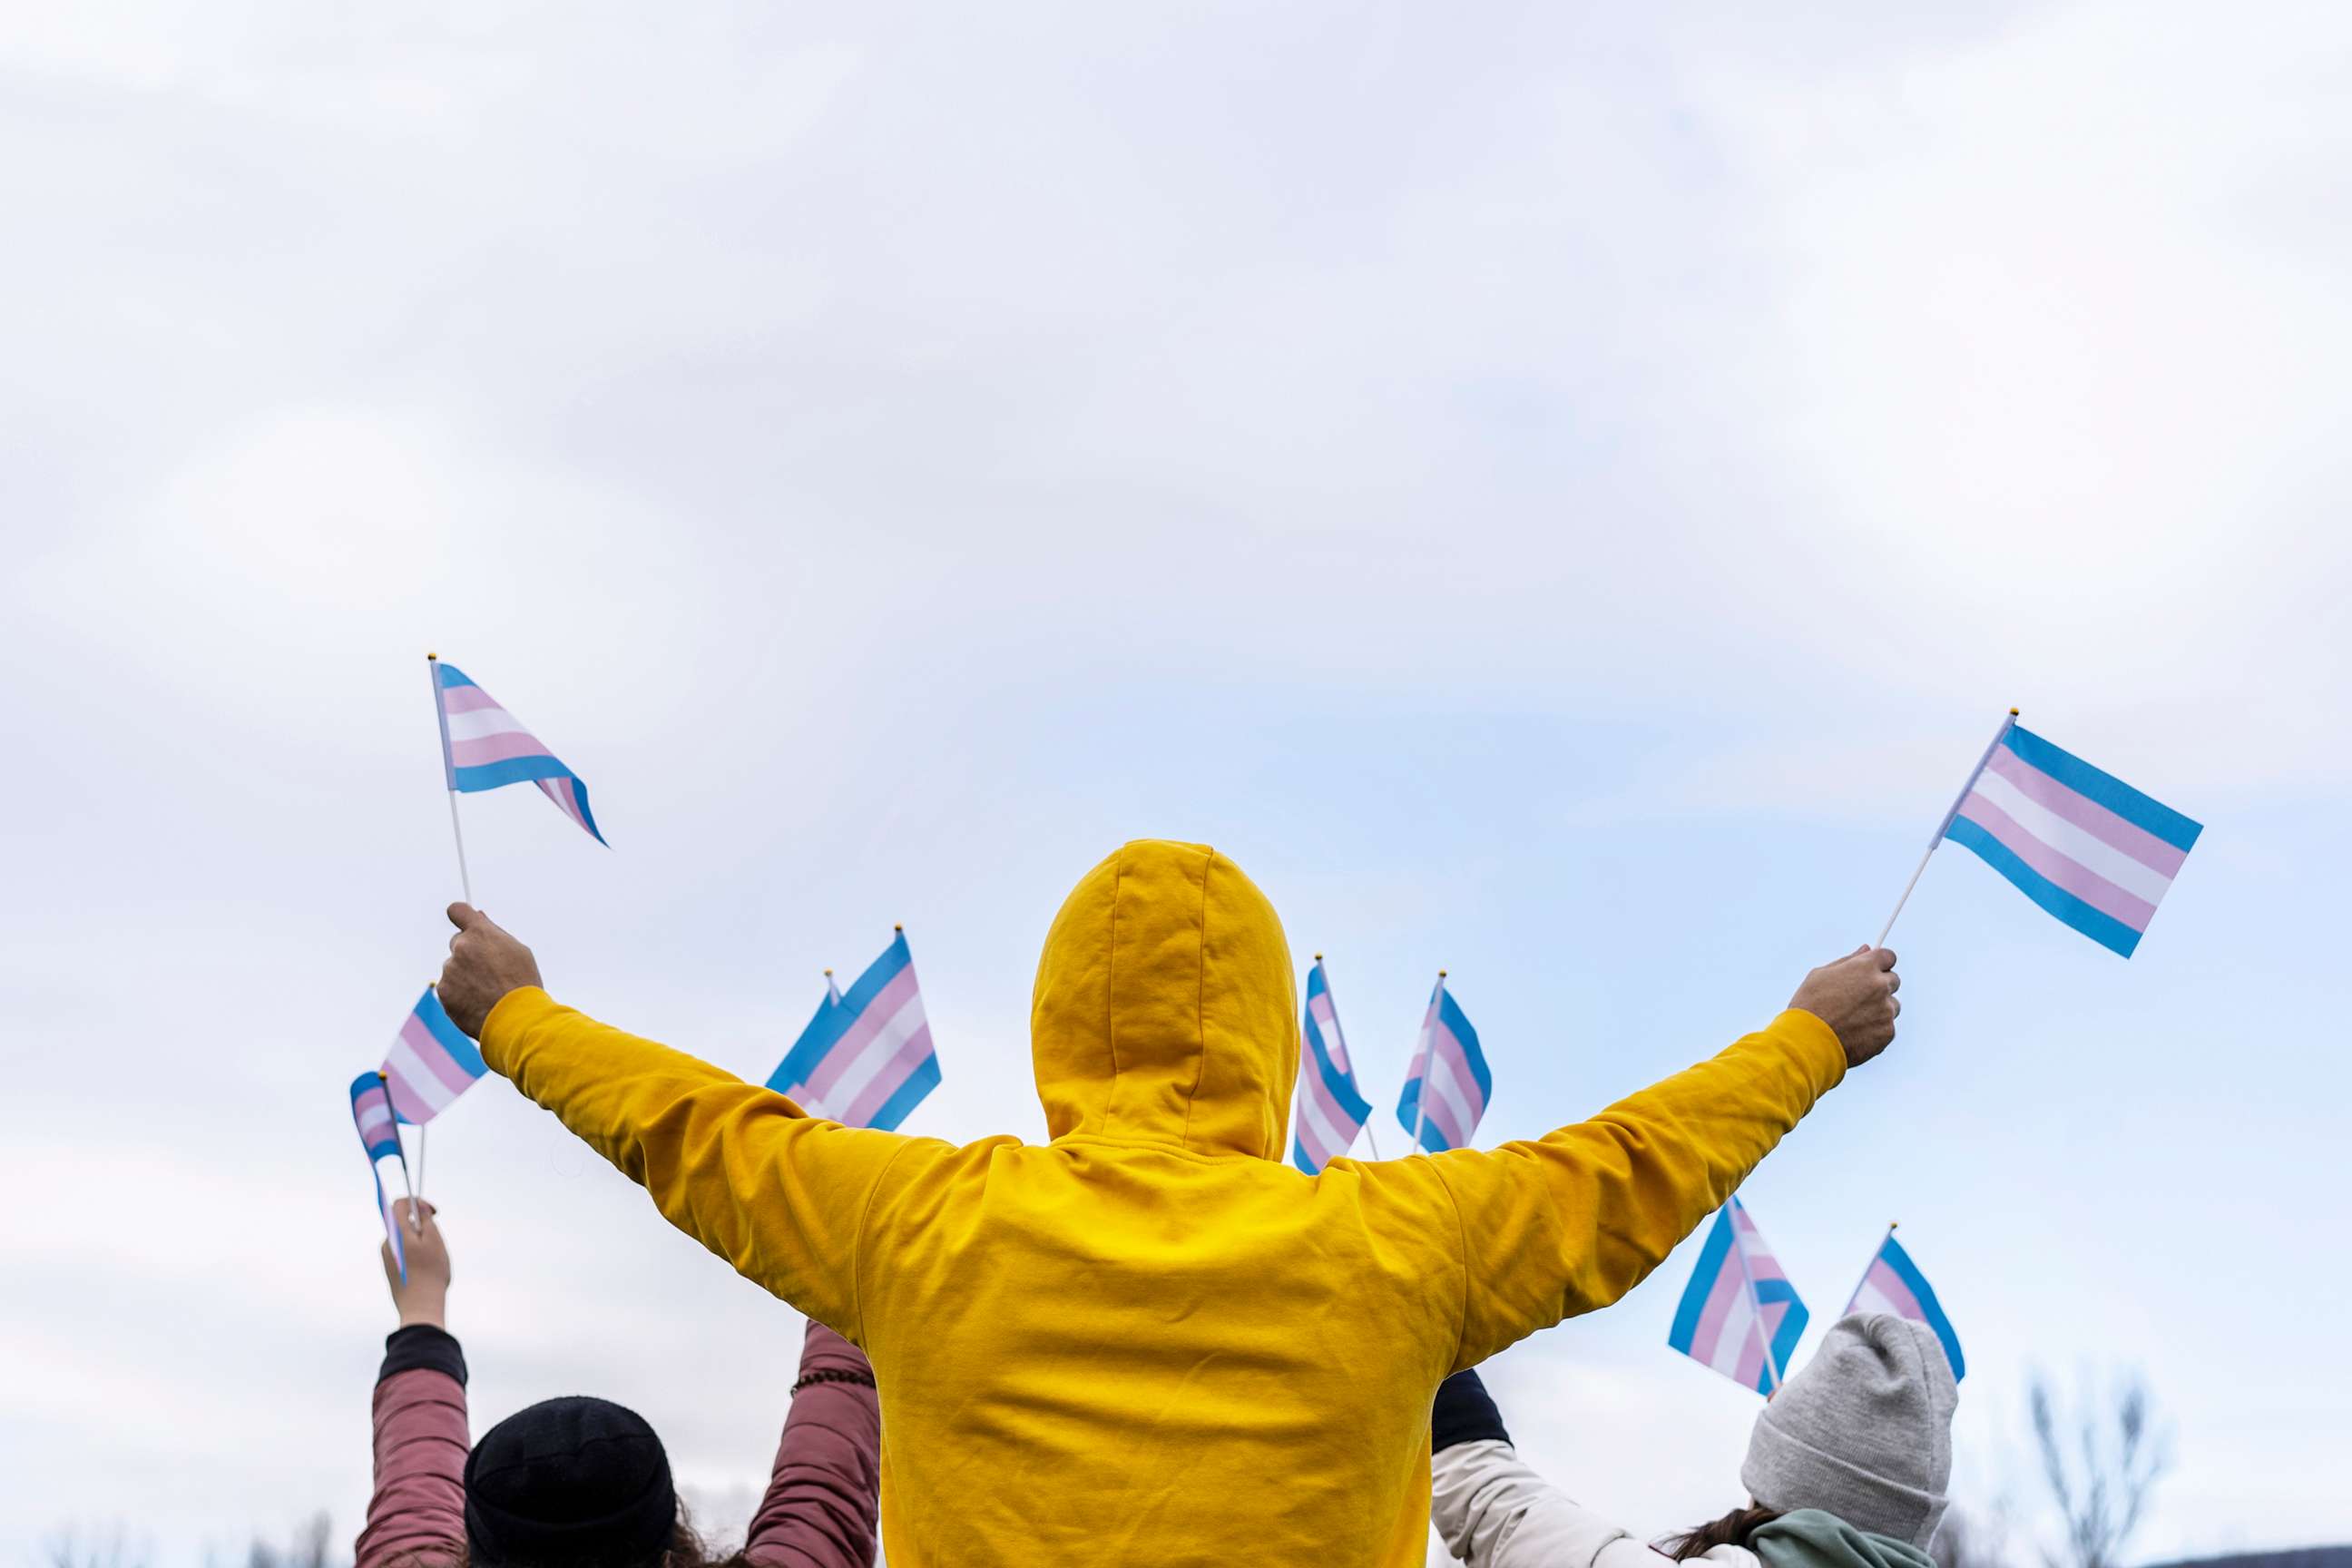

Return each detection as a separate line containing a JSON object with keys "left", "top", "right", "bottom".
{"left": 479, "top": 987, "right": 918, "bottom": 1338}
{"left": 1394, "top": 1008, "right": 1847, "bottom": 1369}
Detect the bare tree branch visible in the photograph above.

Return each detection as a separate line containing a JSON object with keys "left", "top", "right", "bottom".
{"left": 2029, "top": 1367, "right": 2172, "bottom": 1568}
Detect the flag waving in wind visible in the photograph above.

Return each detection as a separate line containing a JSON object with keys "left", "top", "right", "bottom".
{"left": 349, "top": 1072, "right": 409, "bottom": 1280}
{"left": 1846, "top": 1230, "right": 1965, "bottom": 1382}
{"left": 430, "top": 658, "right": 605, "bottom": 845}
{"left": 1668, "top": 1197, "right": 1809, "bottom": 1395}
{"left": 1938, "top": 716, "right": 2200, "bottom": 957}
{"left": 767, "top": 930, "right": 940, "bottom": 1132}
{"left": 381, "top": 986, "right": 489, "bottom": 1125}
{"left": 1396, "top": 974, "right": 1491, "bottom": 1153}
{"left": 1291, "top": 958, "right": 1373, "bottom": 1173}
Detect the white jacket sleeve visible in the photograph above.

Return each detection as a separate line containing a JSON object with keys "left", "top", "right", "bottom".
{"left": 1431, "top": 1440, "right": 1744, "bottom": 1568}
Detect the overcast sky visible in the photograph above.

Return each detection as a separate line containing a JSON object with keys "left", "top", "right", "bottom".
{"left": 5, "top": 2, "right": 2349, "bottom": 1563}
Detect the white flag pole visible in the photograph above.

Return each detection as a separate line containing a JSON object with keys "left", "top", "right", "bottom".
{"left": 1406, "top": 971, "right": 1444, "bottom": 1157}
{"left": 1725, "top": 1201, "right": 1786, "bottom": 1397}
{"left": 1876, "top": 708, "right": 2019, "bottom": 946}
{"left": 426, "top": 654, "right": 475, "bottom": 907}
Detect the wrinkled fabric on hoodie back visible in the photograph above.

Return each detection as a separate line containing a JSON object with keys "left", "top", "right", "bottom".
{"left": 484, "top": 838, "right": 1853, "bottom": 1567}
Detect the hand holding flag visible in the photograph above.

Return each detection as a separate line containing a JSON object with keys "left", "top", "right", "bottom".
{"left": 1786, "top": 946, "right": 1902, "bottom": 1069}
{"left": 436, "top": 903, "right": 544, "bottom": 1039}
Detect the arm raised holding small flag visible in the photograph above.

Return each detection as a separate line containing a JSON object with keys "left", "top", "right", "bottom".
{"left": 1359, "top": 943, "right": 1902, "bottom": 1375}
{"left": 434, "top": 903, "right": 906, "bottom": 1341}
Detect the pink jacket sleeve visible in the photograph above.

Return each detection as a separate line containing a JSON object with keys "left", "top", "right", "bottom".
{"left": 742, "top": 1320, "right": 882, "bottom": 1568}
{"left": 354, "top": 1329, "right": 470, "bottom": 1568}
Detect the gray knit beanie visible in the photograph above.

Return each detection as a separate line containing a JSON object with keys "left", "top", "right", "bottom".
{"left": 1741, "top": 1312, "right": 1959, "bottom": 1547}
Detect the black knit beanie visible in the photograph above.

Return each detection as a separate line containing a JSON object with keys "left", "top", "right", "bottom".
{"left": 464, "top": 1396, "right": 677, "bottom": 1568}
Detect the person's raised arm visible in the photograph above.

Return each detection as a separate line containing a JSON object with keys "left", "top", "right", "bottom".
{"left": 1378, "top": 946, "right": 1901, "bottom": 1369}
{"left": 354, "top": 1200, "right": 469, "bottom": 1568}
{"left": 1430, "top": 1368, "right": 1656, "bottom": 1568}
{"left": 743, "top": 1320, "right": 883, "bottom": 1567}
{"left": 436, "top": 904, "right": 916, "bottom": 1337}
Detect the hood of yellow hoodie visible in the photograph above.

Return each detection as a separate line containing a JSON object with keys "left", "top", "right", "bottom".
{"left": 1030, "top": 840, "right": 1299, "bottom": 1160}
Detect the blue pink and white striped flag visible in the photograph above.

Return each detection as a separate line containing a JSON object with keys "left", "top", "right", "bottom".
{"left": 431, "top": 660, "right": 605, "bottom": 845}
{"left": 1667, "top": 1197, "right": 1810, "bottom": 1395}
{"left": 766, "top": 930, "right": 939, "bottom": 1132}
{"left": 1945, "top": 720, "right": 2201, "bottom": 958}
{"left": 1845, "top": 1230, "right": 1965, "bottom": 1382}
{"left": 1395, "top": 975, "right": 1491, "bottom": 1153}
{"left": 1291, "top": 959, "right": 1373, "bottom": 1173}
{"left": 380, "top": 986, "right": 489, "bottom": 1125}
{"left": 349, "top": 1072, "right": 408, "bottom": 1280}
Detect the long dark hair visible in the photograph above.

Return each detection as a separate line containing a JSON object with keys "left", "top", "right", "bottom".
{"left": 1659, "top": 1504, "right": 1785, "bottom": 1561}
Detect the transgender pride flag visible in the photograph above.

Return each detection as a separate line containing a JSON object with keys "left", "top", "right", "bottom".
{"left": 380, "top": 986, "right": 489, "bottom": 1125}
{"left": 1291, "top": 959, "right": 1373, "bottom": 1173}
{"left": 1395, "top": 975, "right": 1491, "bottom": 1154}
{"left": 1667, "top": 1197, "right": 1810, "bottom": 1396}
{"left": 349, "top": 1071, "right": 408, "bottom": 1280}
{"left": 1845, "top": 1230, "right": 1966, "bottom": 1382}
{"left": 1943, "top": 719, "right": 2201, "bottom": 958}
{"left": 766, "top": 930, "right": 939, "bottom": 1132}
{"left": 431, "top": 659, "right": 605, "bottom": 845}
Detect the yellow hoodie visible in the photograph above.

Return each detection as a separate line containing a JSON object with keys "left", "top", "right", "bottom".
{"left": 481, "top": 840, "right": 1847, "bottom": 1566}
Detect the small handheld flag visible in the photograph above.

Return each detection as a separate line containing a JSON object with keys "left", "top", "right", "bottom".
{"left": 767, "top": 930, "right": 939, "bottom": 1132}
{"left": 1880, "top": 710, "right": 2201, "bottom": 956}
{"left": 349, "top": 1072, "right": 410, "bottom": 1281}
{"left": 1667, "top": 1197, "right": 1809, "bottom": 1396}
{"left": 1396, "top": 974, "right": 1491, "bottom": 1153}
{"left": 381, "top": 986, "right": 488, "bottom": 1125}
{"left": 429, "top": 658, "right": 605, "bottom": 847}
{"left": 1291, "top": 958, "right": 1375, "bottom": 1173}
{"left": 1945, "top": 721, "right": 2201, "bottom": 958}
{"left": 1845, "top": 1228, "right": 1965, "bottom": 1382}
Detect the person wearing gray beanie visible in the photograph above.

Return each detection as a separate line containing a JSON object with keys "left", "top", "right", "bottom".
{"left": 1430, "top": 1312, "right": 1958, "bottom": 1568}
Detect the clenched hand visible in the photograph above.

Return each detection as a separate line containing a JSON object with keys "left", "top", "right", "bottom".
{"left": 1788, "top": 946, "right": 1902, "bottom": 1069}
{"left": 437, "top": 902, "right": 543, "bottom": 1039}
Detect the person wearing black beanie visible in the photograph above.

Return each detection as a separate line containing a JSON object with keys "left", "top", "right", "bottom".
{"left": 353, "top": 1201, "right": 881, "bottom": 1568}
{"left": 463, "top": 1396, "right": 677, "bottom": 1568}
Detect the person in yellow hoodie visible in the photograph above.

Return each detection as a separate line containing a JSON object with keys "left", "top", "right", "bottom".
{"left": 435, "top": 839, "right": 1901, "bottom": 1568}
